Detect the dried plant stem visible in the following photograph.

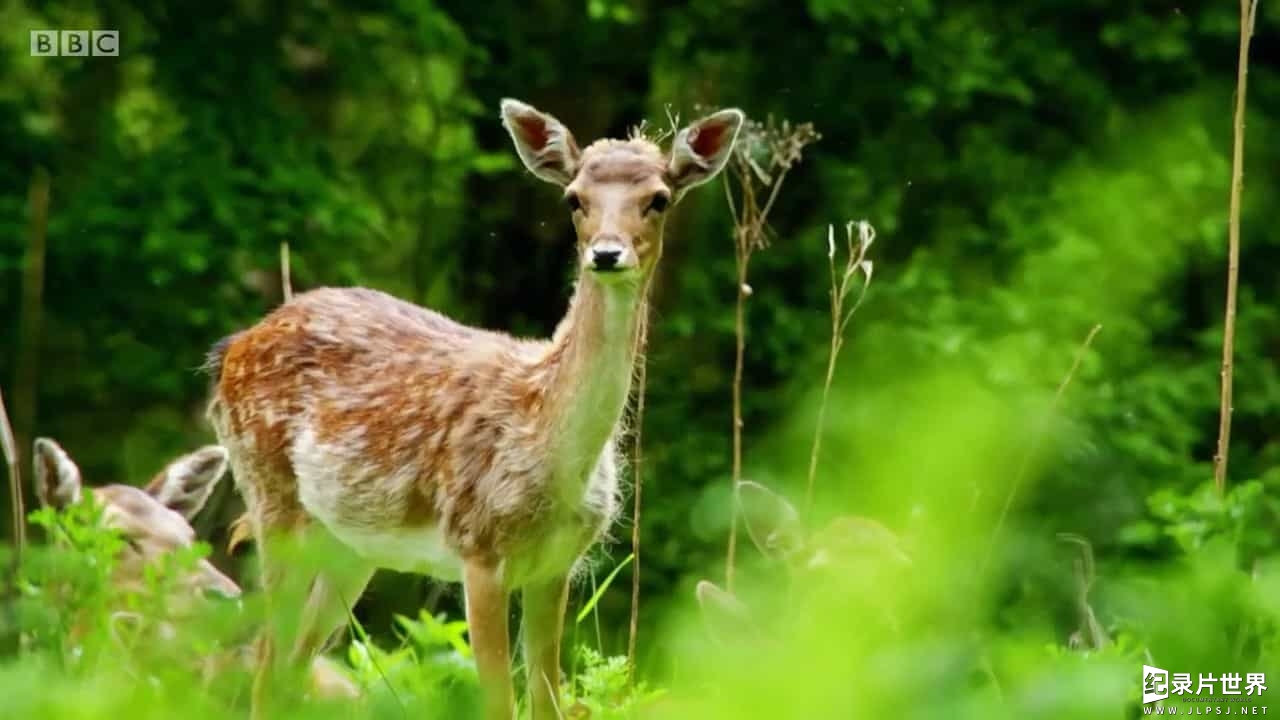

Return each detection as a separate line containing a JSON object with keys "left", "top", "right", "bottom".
{"left": 1057, "top": 532, "right": 1109, "bottom": 650}
{"left": 10, "top": 167, "right": 49, "bottom": 562}
{"left": 804, "top": 222, "right": 874, "bottom": 518}
{"left": 726, "top": 236, "right": 750, "bottom": 592}
{"left": 626, "top": 295, "right": 651, "bottom": 675}
{"left": 721, "top": 115, "right": 817, "bottom": 591}
{"left": 280, "top": 241, "right": 294, "bottom": 302}
{"left": 1, "top": 390, "right": 21, "bottom": 568}
{"left": 724, "top": 175, "right": 780, "bottom": 592}
{"left": 806, "top": 342, "right": 839, "bottom": 506}
{"left": 1214, "top": 0, "right": 1258, "bottom": 494}
{"left": 982, "top": 324, "right": 1102, "bottom": 575}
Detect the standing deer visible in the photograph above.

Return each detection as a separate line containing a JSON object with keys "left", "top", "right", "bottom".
{"left": 31, "top": 437, "right": 360, "bottom": 701}
{"left": 204, "top": 98, "right": 743, "bottom": 719}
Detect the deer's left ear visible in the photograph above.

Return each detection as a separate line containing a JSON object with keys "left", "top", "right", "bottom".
{"left": 33, "top": 438, "right": 83, "bottom": 510}
{"left": 736, "top": 480, "right": 803, "bottom": 561}
{"left": 501, "top": 98, "right": 581, "bottom": 187}
{"left": 145, "top": 445, "right": 229, "bottom": 520}
{"left": 666, "top": 108, "right": 744, "bottom": 199}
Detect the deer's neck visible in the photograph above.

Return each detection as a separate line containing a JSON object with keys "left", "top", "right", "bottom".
{"left": 540, "top": 273, "right": 645, "bottom": 490}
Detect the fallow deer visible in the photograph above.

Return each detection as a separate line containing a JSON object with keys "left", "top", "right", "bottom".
{"left": 33, "top": 437, "right": 242, "bottom": 602}
{"left": 204, "top": 98, "right": 743, "bottom": 719}
{"left": 696, "top": 481, "right": 913, "bottom": 646}
{"left": 31, "top": 437, "right": 360, "bottom": 701}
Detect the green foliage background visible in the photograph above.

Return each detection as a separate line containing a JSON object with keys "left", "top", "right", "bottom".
{"left": 2, "top": 0, "right": 1279, "bottom": 716}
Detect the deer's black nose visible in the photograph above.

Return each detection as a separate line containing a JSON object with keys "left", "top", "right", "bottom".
{"left": 592, "top": 248, "right": 622, "bottom": 271}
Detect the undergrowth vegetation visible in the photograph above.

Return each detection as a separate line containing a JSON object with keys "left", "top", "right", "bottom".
{"left": 2, "top": 496, "right": 660, "bottom": 719}
{"left": 3, "top": 431, "right": 1278, "bottom": 718}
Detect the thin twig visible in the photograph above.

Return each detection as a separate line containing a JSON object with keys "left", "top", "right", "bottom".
{"left": 726, "top": 235, "right": 750, "bottom": 591}
{"left": 13, "top": 167, "right": 49, "bottom": 556}
{"left": 340, "top": 592, "right": 407, "bottom": 716}
{"left": 981, "top": 324, "right": 1102, "bottom": 575}
{"left": 722, "top": 117, "right": 819, "bottom": 591}
{"left": 755, "top": 166, "right": 793, "bottom": 231}
{"left": 589, "top": 567, "right": 603, "bottom": 649}
{"left": 0, "top": 389, "right": 22, "bottom": 568}
{"left": 721, "top": 169, "right": 739, "bottom": 223}
{"left": 1057, "top": 533, "right": 1110, "bottom": 650}
{"left": 1214, "top": 0, "right": 1259, "bottom": 494}
{"left": 804, "top": 222, "right": 875, "bottom": 517}
{"left": 724, "top": 165, "right": 756, "bottom": 593}
{"left": 280, "top": 241, "right": 293, "bottom": 302}
{"left": 627, "top": 290, "right": 652, "bottom": 675}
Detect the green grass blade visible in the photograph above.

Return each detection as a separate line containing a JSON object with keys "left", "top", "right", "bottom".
{"left": 576, "top": 553, "right": 634, "bottom": 624}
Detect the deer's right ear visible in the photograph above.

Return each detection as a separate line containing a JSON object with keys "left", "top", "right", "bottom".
{"left": 33, "top": 438, "right": 82, "bottom": 510}
{"left": 736, "top": 480, "right": 803, "bottom": 561}
{"left": 146, "top": 445, "right": 230, "bottom": 520}
{"left": 500, "top": 98, "right": 581, "bottom": 187}
{"left": 666, "top": 108, "right": 744, "bottom": 199}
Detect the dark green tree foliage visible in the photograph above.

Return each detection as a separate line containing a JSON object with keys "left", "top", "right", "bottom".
{"left": 1, "top": 0, "right": 1278, "bottom": 667}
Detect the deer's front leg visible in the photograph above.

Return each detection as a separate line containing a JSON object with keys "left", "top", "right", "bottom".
{"left": 464, "top": 559, "right": 515, "bottom": 720}
{"left": 522, "top": 574, "right": 570, "bottom": 720}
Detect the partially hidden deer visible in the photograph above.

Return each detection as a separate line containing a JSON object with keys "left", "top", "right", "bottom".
{"left": 696, "top": 481, "right": 913, "bottom": 647}
{"left": 203, "top": 98, "right": 743, "bottom": 719}
{"left": 30, "top": 437, "right": 360, "bottom": 701}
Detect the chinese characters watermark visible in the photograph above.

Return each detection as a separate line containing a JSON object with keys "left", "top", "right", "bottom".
{"left": 1145, "top": 664, "right": 1269, "bottom": 715}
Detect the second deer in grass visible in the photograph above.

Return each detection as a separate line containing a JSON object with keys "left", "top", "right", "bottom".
{"left": 696, "top": 481, "right": 913, "bottom": 647}
{"left": 205, "top": 98, "right": 742, "bottom": 719}
{"left": 31, "top": 438, "right": 359, "bottom": 700}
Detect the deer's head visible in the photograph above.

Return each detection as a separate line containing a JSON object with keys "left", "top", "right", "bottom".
{"left": 33, "top": 437, "right": 241, "bottom": 602}
{"left": 501, "top": 98, "right": 743, "bottom": 284}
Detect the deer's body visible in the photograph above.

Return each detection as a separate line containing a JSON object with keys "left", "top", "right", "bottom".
{"left": 209, "top": 98, "right": 742, "bottom": 720}
{"left": 209, "top": 284, "right": 626, "bottom": 586}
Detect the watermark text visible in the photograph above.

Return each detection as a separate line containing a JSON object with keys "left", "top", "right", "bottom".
{"left": 30, "top": 30, "right": 118, "bottom": 57}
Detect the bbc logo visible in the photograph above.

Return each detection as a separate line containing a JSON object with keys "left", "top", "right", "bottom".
{"left": 30, "top": 30, "right": 119, "bottom": 57}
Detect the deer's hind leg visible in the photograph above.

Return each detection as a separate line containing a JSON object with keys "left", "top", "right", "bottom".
{"left": 248, "top": 503, "right": 373, "bottom": 714}
{"left": 286, "top": 529, "right": 375, "bottom": 695}
{"left": 231, "top": 462, "right": 316, "bottom": 720}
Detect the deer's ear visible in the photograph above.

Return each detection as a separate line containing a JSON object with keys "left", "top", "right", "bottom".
{"left": 736, "top": 480, "right": 803, "bottom": 561}
{"left": 33, "top": 438, "right": 82, "bottom": 510}
{"left": 667, "top": 108, "right": 744, "bottom": 198}
{"left": 145, "top": 445, "right": 229, "bottom": 520}
{"left": 500, "top": 98, "right": 581, "bottom": 187}
{"left": 695, "top": 580, "right": 756, "bottom": 645}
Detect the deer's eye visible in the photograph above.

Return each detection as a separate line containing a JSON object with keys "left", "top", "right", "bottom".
{"left": 565, "top": 193, "right": 583, "bottom": 213}
{"left": 646, "top": 193, "right": 670, "bottom": 214}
